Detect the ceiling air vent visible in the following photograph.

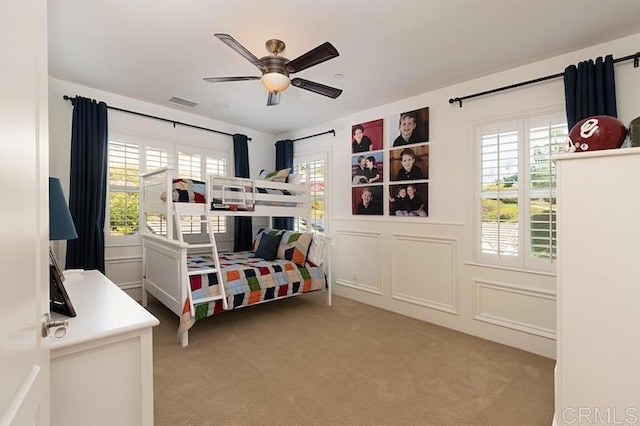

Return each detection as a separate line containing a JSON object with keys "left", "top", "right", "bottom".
{"left": 168, "top": 96, "right": 198, "bottom": 108}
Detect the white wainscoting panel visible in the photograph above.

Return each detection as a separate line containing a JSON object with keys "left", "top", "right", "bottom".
{"left": 391, "top": 234, "right": 458, "bottom": 314}
{"left": 335, "top": 230, "right": 382, "bottom": 295}
{"left": 473, "top": 278, "right": 556, "bottom": 339}
{"left": 105, "top": 257, "right": 143, "bottom": 300}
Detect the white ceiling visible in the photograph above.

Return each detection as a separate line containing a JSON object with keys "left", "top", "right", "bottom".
{"left": 48, "top": 0, "right": 640, "bottom": 135}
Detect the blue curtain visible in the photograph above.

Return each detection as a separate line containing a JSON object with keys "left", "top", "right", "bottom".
{"left": 66, "top": 96, "right": 109, "bottom": 272}
{"left": 233, "top": 134, "right": 253, "bottom": 251}
{"left": 564, "top": 55, "right": 617, "bottom": 130}
{"left": 273, "top": 139, "right": 294, "bottom": 230}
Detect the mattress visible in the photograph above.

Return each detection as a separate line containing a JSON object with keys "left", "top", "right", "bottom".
{"left": 178, "top": 251, "right": 326, "bottom": 334}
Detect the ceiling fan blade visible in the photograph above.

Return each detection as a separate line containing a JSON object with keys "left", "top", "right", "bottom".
{"left": 267, "top": 91, "right": 280, "bottom": 106}
{"left": 291, "top": 78, "right": 343, "bottom": 99}
{"left": 214, "top": 33, "right": 267, "bottom": 72}
{"left": 286, "top": 42, "right": 339, "bottom": 73}
{"left": 203, "top": 76, "right": 261, "bottom": 83}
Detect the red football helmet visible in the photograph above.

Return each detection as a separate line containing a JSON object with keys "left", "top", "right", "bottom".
{"left": 566, "top": 115, "right": 627, "bottom": 153}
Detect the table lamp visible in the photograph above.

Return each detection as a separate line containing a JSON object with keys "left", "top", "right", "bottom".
{"left": 49, "top": 177, "right": 78, "bottom": 317}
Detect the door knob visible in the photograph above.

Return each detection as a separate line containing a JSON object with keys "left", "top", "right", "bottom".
{"left": 41, "top": 313, "right": 69, "bottom": 338}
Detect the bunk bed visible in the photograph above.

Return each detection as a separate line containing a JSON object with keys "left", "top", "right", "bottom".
{"left": 139, "top": 167, "right": 331, "bottom": 346}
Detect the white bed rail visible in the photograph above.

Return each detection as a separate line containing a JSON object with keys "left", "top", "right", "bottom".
{"left": 140, "top": 166, "right": 174, "bottom": 240}
{"left": 139, "top": 166, "right": 325, "bottom": 346}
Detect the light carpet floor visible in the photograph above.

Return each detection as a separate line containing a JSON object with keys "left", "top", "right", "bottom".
{"left": 149, "top": 291, "right": 554, "bottom": 425}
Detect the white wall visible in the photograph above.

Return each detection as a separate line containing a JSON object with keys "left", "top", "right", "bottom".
{"left": 48, "top": 32, "right": 640, "bottom": 358}
{"left": 278, "top": 33, "right": 640, "bottom": 358}
{"left": 48, "top": 77, "right": 275, "bottom": 299}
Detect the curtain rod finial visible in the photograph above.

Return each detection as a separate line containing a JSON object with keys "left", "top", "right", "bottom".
{"left": 449, "top": 97, "right": 463, "bottom": 108}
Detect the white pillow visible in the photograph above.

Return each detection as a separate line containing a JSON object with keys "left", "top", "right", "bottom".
{"left": 307, "top": 234, "right": 326, "bottom": 266}
{"left": 288, "top": 173, "right": 303, "bottom": 184}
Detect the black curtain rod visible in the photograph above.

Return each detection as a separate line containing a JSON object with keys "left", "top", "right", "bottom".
{"left": 448, "top": 52, "right": 640, "bottom": 108}
{"left": 292, "top": 129, "right": 336, "bottom": 142}
{"left": 62, "top": 95, "right": 251, "bottom": 140}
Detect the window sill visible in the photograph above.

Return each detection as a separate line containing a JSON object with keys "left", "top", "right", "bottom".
{"left": 464, "top": 261, "right": 556, "bottom": 277}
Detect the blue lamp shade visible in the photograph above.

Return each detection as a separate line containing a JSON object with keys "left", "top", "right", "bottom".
{"left": 49, "top": 177, "right": 78, "bottom": 241}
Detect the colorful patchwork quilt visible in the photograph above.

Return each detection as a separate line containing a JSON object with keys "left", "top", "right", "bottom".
{"left": 160, "top": 178, "right": 206, "bottom": 203}
{"left": 178, "top": 251, "right": 326, "bottom": 336}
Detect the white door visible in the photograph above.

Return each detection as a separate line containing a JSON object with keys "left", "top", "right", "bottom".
{"left": 0, "top": 1, "right": 50, "bottom": 425}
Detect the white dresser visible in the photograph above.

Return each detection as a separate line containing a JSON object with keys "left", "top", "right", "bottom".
{"left": 50, "top": 269, "right": 160, "bottom": 426}
{"left": 554, "top": 147, "right": 640, "bottom": 425}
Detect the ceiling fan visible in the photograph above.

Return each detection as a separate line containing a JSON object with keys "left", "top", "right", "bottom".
{"left": 203, "top": 33, "right": 343, "bottom": 106}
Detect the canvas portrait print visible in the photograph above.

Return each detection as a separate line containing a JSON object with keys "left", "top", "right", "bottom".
{"left": 352, "top": 185, "right": 383, "bottom": 215}
{"left": 389, "top": 107, "right": 429, "bottom": 147}
{"left": 388, "top": 183, "right": 428, "bottom": 217}
{"left": 389, "top": 144, "right": 429, "bottom": 182}
{"left": 351, "top": 118, "right": 383, "bottom": 153}
{"left": 351, "top": 151, "right": 384, "bottom": 185}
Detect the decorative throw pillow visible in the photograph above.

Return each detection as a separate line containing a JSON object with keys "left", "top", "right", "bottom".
{"left": 254, "top": 232, "right": 283, "bottom": 261}
{"left": 251, "top": 228, "right": 283, "bottom": 252}
{"left": 306, "top": 234, "right": 326, "bottom": 266}
{"left": 276, "top": 231, "right": 313, "bottom": 266}
{"left": 258, "top": 169, "right": 270, "bottom": 180}
{"left": 288, "top": 172, "right": 303, "bottom": 184}
{"left": 259, "top": 168, "right": 290, "bottom": 183}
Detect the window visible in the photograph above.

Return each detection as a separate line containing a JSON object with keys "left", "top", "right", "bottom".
{"left": 205, "top": 156, "right": 228, "bottom": 234}
{"left": 476, "top": 111, "right": 567, "bottom": 271}
{"left": 293, "top": 157, "right": 326, "bottom": 233}
{"left": 146, "top": 146, "right": 171, "bottom": 171}
{"left": 107, "top": 134, "right": 230, "bottom": 243}
{"left": 108, "top": 140, "right": 140, "bottom": 237}
{"left": 140, "top": 145, "right": 172, "bottom": 235}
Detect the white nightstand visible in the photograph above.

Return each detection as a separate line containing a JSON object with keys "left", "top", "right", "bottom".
{"left": 50, "top": 269, "right": 160, "bottom": 426}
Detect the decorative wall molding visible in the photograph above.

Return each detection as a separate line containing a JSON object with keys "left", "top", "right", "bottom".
{"left": 117, "top": 281, "right": 142, "bottom": 291}
{"left": 464, "top": 261, "right": 556, "bottom": 278}
{"left": 105, "top": 255, "right": 142, "bottom": 262}
{"left": 472, "top": 278, "right": 556, "bottom": 339}
{"left": 391, "top": 234, "right": 459, "bottom": 314}
{"left": 336, "top": 280, "right": 383, "bottom": 295}
{"left": 334, "top": 229, "right": 383, "bottom": 295}
{"left": 105, "top": 257, "right": 142, "bottom": 290}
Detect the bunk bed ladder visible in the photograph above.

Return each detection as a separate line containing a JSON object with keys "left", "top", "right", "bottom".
{"left": 173, "top": 203, "right": 229, "bottom": 317}
{"left": 203, "top": 207, "right": 228, "bottom": 311}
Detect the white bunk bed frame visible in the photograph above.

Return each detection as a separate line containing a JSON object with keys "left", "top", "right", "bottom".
{"left": 139, "top": 167, "right": 332, "bottom": 346}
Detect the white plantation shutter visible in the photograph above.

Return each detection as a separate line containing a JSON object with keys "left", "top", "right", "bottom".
{"left": 107, "top": 137, "right": 232, "bottom": 242}
{"left": 108, "top": 140, "right": 140, "bottom": 236}
{"left": 480, "top": 124, "right": 519, "bottom": 265}
{"left": 477, "top": 111, "right": 566, "bottom": 271}
{"left": 176, "top": 152, "right": 203, "bottom": 234}
{"left": 293, "top": 159, "right": 325, "bottom": 233}
{"left": 174, "top": 151, "right": 229, "bottom": 234}
{"left": 146, "top": 146, "right": 171, "bottom": 171}
{"left": 144, "top": 146, "right": 171, "bottom": 234}
{"left": 527, "top": 116, "right": 567, "bottom": 268}
{"left": 206, "top": 156, "right": 228, "bottom": 233}
{"left": 206, "top": 157, "right": 226, "bottom": 177}
{"left": 178, "top": 152, "right": 229, "bottom": 234}
{"left": 178, "top": 152, "right": 201, "bottom": 180}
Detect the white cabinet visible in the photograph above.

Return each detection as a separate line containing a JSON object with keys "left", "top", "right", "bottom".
{"left": 554, "top": 148, "right": 640, "bottom": 426}
{"left": 50, "top": 270, "right": 159, "bottom": 426}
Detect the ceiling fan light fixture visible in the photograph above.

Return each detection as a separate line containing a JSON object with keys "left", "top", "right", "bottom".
{"left": 261, "top": 72, "right": 290, "bottom": 93}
